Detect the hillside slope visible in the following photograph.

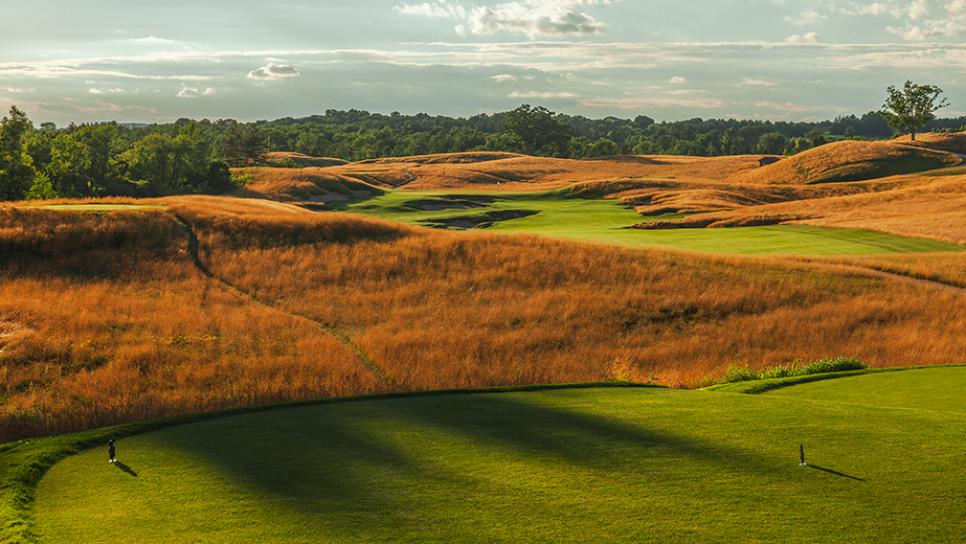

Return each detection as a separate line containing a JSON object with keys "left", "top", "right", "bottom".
{"left": 3, "top": 197, "right": 966, "bottom": 441}
{"left": 731, "top": 141, "right": 961, "bottom": 185}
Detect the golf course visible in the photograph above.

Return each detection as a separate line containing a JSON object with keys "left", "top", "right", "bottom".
{"left": 338, "top": 189, "right": 964, "bottom": 256}
{"left": 21, "top": 367, "right": 966, "bottom": 544}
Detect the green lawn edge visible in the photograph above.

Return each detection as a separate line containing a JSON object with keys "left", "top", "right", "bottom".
{"left": 0, "top": 381, "right": 659, "bottom": 544}
{"left": 703, "top": 363, "right": 966, "bottom": 395}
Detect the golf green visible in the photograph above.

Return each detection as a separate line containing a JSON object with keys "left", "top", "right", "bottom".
{"left": 32, "top": 367, "right": 966, "bottom": 543}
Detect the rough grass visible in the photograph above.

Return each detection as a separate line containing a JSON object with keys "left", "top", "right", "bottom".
{"left": 732, "top": 140, "right": 961, "bottom": 185}
{"left": 4, "top": 197, "right": 966, "bottom": 442}
{"left": 26, "top": 367, "right": 966, "bottom": 544}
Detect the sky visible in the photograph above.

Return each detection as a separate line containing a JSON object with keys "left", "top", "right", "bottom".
{"left": 2, "top": 0, "right": 965, "bottom": 124}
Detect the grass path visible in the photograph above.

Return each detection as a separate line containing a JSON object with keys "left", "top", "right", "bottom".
{"left": 31, "top": 367, "right": 966, "bottom": 544}
{"left": 338, "top": 190, "right": 963, "bottom": 256}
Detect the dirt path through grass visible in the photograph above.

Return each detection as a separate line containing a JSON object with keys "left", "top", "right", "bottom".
{"left": 172, "top": 214, "right": 397, "bottom": 387}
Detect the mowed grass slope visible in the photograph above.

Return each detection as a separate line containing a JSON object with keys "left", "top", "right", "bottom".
{"left": 33, "top": 367, "right": 966, "bottom": 544}
{"left": 340, "top": 189, "right": 962, "bottom": 255}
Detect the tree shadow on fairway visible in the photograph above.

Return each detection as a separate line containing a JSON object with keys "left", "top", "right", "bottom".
{"left": 382, "top": 394, "right": 778, "bottom": 474}
{"left": 114, "top": 461, "right": 138, "bottom": 477}
{"left": 808, "top": 465, "right": 865, "bottom": 482}
{"left": 151, "top": 392, "right": 779, "bottom": 540}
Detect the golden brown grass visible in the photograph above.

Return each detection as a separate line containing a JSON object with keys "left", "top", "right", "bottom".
{"left": 261, "top": 151, "right": 348, "bottom": 168}
{"left": 4, "top": 185, "right": 966, "bottom": 442}
{"left": 237, "top": 153, "right": 769, "bottom": 199}
{"left": 893, "top": 131, "right": 966, "bottom": 154}
{"left": 732, "top": 140, "right": 961, "bottom": 185}
{"left": 634, "top": 174, "right": 966, "bottom": 244}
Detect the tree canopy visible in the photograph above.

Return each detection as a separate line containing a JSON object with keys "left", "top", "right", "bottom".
{"left": 880, "top": 81, "right": 950, "bottom": 141}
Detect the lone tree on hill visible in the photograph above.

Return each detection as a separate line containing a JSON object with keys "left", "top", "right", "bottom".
{"left": 880, "top": 81, "right": 949, "bottom": 141}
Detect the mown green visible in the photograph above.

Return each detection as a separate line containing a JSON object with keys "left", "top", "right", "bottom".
{"left": 28, "top": 367, "right": 966, "bottom": 544}
{"left": 338, "top": 190, "right": 963, "bottom": 255}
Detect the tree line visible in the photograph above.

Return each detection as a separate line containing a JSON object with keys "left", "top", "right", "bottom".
{"left": 2, "top": 99, "right": 964, "bottom": 201}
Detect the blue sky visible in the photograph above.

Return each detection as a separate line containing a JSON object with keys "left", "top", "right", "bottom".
{"left": 2, "top": 0, "right": 964, "bottom": 124}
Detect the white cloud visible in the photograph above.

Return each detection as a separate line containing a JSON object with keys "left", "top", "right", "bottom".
{"left": 177, "top": 86, "right": 215, "bottom": 98}
{"left": 491, "top": 73, "right": 518, "bottom": 82}
{"left": 509, "top": 90, "right": 577, "bottom": 98}
{"left": 397, "top": 0, "right": 612, "bottom": 38}
{"left": 737, "top": 78, "right": 778, "bottom": 87}
{"left": 247, "top": 62, "right": 301, "bottom": 81}
{"left": 784, "top": 9, "right": 825, "bottom": 26}
{"left": 669, "top": 75, "right": 688, "bottom": 84}
{"left": 395, "top": 1, "right": 466, "bottom": 18}
{"left": 88, "top": 88, "right": 129, "bottom": 95}
{"left": 784, "top": 32, "right": 819, "bottom": 43}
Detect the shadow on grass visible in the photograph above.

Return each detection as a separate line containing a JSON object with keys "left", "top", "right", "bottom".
{"left": 114, "top": 461, "right": 138, "bottom": 478}
{"left": 154, "top": 393, "right": 777, "bottom": 539}
{"left": 809, "top": 464, "right": 865, "bottom": 482}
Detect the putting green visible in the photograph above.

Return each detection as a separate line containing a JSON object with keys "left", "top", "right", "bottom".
{"left": 338, "top": 190, "right": 963, "bottom": 256}
{"left": 32, "top": 367, "right": 966, "bottom": 543}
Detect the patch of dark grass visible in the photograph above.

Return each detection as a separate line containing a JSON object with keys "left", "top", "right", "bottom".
{"left": 716, "top": 357, "right": 868, "bottom": 385}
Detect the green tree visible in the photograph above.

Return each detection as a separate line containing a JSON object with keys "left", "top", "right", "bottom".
{"left": 217, "top": 123, "right": 265, "bottom": 166}
{"left": 0, "top": 106, "right": 37, "bottom": 201}
{"left": 587, "top": 138, "right": 621, "bottom": 157}
{"left": 880, "top": 81, "right": 949, "bottom": 141}
{"left": 501, "top": 105, "right": 573, "bottom": 156}
{"left": 26, "top": 171, "right": 58, "bottom": 200}
{"left": 755, "top": 132, "right": 789, "bottom": 155}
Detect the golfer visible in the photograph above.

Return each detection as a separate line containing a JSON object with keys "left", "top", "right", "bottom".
{"left": 108, "top": 438, "right": 117, "bottom": 464}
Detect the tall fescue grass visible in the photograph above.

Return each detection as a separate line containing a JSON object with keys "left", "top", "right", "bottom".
{"left": 3, "top": 197, "right": 966, "bottom": 441}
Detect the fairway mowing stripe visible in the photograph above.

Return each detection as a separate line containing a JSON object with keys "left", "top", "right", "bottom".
{"left": 172, "top": 214, "right": 397, "bottom": 387}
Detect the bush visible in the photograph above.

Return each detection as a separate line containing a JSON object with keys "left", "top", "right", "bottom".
{"left": 717, "top": 357, "right": 868, "bottom": 385}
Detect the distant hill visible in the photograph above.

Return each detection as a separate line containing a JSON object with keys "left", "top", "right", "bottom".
{"left": 731, "top": 140, "right": 962, "bottom": 185}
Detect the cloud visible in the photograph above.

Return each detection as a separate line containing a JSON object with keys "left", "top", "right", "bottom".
{"left": 755, "top": 100, "right": 815, "bottom": 113}
{"left": 397, "top": 0, "right": 611, "bottom": 38}
{"left": 491, "top": 73, "right": 518, "bottom": 82}
{"left": 395, "top": 1, "right": 466, "bottom": 18}
{"left": 88, "top": 88, "right": 129, "bottom": 95}
{"left": 737, "top": 78, "right": 778, "bottom": 87}
{"left": 669, "top": 75, "right": 688, "bottom": 84}
{"left": 509, "top": 90, "right": 577, "bottom": 98}
{"left": 177, "top": 86, "right": 215, "bottom": 98}
{"left": 581, "top": 96, "right": 724, "bottom": 109}
{"left": 784, "top": 9, "right": 825, "bottom": 26}
{"left": 247, "top": 62, "right": 301, "bottom": 81}
{"left": 784, "top": 32, "right": 819, "bottom": 43}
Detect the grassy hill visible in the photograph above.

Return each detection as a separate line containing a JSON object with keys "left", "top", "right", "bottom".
{"left": 22, "top": 367, "right": 966, "bottom": 544}
{"left": 2, "top": 197, "right": 965, "bottom": 445}
{"left": 731, "top": 140, "right": 961, "bottom": 185}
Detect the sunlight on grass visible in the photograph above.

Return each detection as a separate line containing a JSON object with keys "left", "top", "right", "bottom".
{"left": 341, "top": 190, "right": 963, "bottom": 256}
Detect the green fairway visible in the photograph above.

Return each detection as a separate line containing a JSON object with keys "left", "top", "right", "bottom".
{"left": 338, "top": 190, "right": 963, "bottom": 256}
{"left": 32, "top": 368, "right": 966, "bottom": 544}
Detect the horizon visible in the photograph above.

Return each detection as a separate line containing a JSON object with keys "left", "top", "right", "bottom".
{"left": 3, "top": 1, "right": 966, "bottom": 125}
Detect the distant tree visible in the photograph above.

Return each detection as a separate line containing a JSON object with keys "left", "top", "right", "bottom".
{"left": 501, "top": 105, "right": 573, "bottom": 156}
{"left": 805, "top": 129, "right": 828, "bottom": 148}
{"left": 880, "top": 81, "right": 949, "bottom": 141}
{"left": 587, "top": 138, "right": 621, "bottom": 157}
{"left": 483, "top": 131, "right": 527, "bottom": 153}
{"left": 755, "top": 132, "right": 789, "bottom": 155}
{"left": 217, "top": 123, "right": 265, "bottom": 165}
{"left": 25, "top": 171, "right": 58, "bottom": 200}
{"left": 0, "top": 106, "right": 38, "bottom": 201}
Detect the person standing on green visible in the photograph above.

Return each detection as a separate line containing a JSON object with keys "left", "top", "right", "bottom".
{"left": 108, "top": 438, "right": 117, "bottom": 464}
